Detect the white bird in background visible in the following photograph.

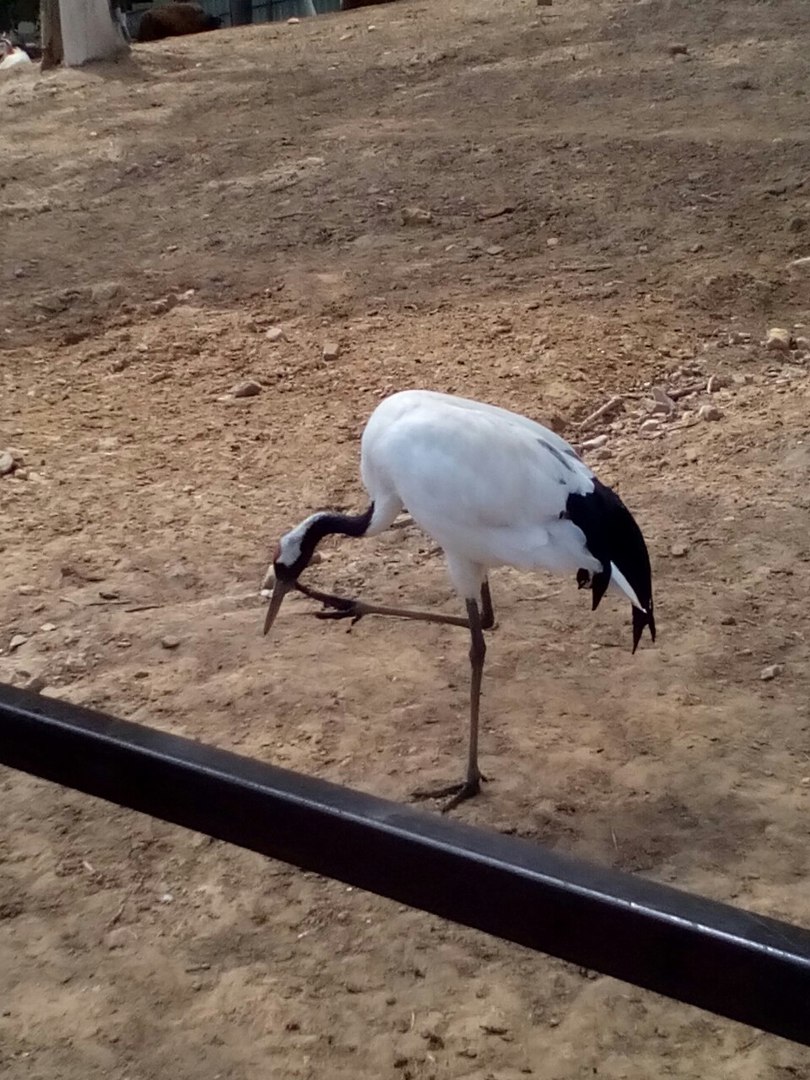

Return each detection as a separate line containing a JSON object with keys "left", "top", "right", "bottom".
{"left": 263, "top": 389, "right": 656, "bottom": 811}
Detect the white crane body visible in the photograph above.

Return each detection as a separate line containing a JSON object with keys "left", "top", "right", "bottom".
{"left": 263, "top": 389, "right": 656, "bottom": 811}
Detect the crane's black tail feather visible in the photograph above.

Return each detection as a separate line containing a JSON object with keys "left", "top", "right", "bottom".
{"left": 567, "top": 478, "right": 655, "bottom": 653}
{"left": 632, "top": 602, "right": 656, "bottom": 654}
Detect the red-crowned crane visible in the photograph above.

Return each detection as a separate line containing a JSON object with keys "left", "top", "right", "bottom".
{"left": 262, "top": 389, "right": 655, "bottom": 811}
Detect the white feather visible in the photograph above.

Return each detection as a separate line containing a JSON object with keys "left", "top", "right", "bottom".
{"left": 361, "top": 390, "right": 601, "bottom": 596}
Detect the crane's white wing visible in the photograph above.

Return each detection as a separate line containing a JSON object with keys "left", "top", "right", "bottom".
{"left": 361, "top": 390, "right": 600, "bottom": 573}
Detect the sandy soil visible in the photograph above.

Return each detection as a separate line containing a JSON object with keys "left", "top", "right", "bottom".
{"left": 2, "top": 0, "right": 810, "bottom": 1076}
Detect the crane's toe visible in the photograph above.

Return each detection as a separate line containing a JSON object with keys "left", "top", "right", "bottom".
{"left": 411, "top": 772, "right": 488, "bottom": 812}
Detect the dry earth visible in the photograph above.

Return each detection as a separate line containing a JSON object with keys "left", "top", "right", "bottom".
{"left": 2, "top": 0, "right": 810, "bottom": 1077}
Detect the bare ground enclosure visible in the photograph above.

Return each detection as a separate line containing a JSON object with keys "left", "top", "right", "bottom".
{"left": 2, "top": 0, "right": 810, "bottom": 1077}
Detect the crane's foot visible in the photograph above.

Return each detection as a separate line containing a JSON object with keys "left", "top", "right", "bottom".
{"left": 411, "top": 772, "right": 488, "bottom": 813}
{"left": 295, "top": 582, "right": 368, "bottom": 626}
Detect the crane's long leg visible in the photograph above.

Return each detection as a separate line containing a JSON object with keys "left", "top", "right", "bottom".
{"left": 294, "top": 579, "right": 496, "bottom": 632}
{"left": 412, "top": 598, "right": 486, "bottom": 812}
{"left": 294, "top": 580, "right": 492, "bottom": 814}
{"left": 294, "top": 580, "right": 470, "bottom": 628}
{"left": 480, "top": 578, "right": 495, "bottom": 630}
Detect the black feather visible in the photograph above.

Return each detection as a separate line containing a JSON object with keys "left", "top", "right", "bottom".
{"left": 566, "top": 480, "right": 655, "bottom": 650}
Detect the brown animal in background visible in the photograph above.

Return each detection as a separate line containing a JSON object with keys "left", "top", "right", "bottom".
{"left": 136, "top": 2, "right": 222, "bottom": 42}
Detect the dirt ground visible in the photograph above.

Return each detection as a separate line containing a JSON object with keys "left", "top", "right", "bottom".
{"left": 2, "top": 0, "right": 810, "bottom": 1076}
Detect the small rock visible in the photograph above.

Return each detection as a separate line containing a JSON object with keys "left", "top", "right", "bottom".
{"left": 707, "top": 373, "right": 730, "bottom": 392}
{"left": 546, "top": 236, "right": 560, "bottom": 247}
{"left": 684, "top": 446, "right": 699, "bottom": 463}
{"left": 698, "top": 404, "right": 722, "bottom": 422}
{"left": 287, "top": 16, "right": 299, "bottom": 23}
{"left": 670, "top": 542, "right": 689, "bottom": 557}
{"left": 581, "top": 434, "right": 608, "bottom": 450}
{"left": 639, "top": 418, "right": 662, "bottom": 434}
{"left": 651, "top": 386, "right": 676, "bottom": 414}
{"left": 105, "top": 928, "right": 134, "bottom": 950}
{"left": 161, "top": 636, "right": 180, "bottom": 650}
{"left": 322, "top": 341, "right": 341, "bottom": 362}
{"left": 0, "top": 451, "right": 15, "bottom": 476}
{"left": 486, "top": 245, "right": 504, "bottom": 256}
{"left": 9, "top": 634, "right": 28, "bottom": 652}
{"left": 760, "top": 664, "right": 783, "bottom": 682}
{"left": 231, "top": 379, "right": 262, "bottom": 398}
{"left": 765, "top": 328, "right": 792, "bottom": 351}
{"left": 266, "top": 326, "right": 285, "bottom": 342}
{"left": 720, "top": 615, "right": 736, "bottom": 626}
{"left": 151, "top": 295, "right": 177, "bottom": 316}
{"left": 40, "top": 623, "right": 57, "bottom": 633}
{"left": 401, "top": 207, "right": 433, "bottom": 226}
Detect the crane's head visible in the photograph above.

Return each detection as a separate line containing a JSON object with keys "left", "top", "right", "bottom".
{"left": 261, "top": 514, "right": 328, "bottom": 635}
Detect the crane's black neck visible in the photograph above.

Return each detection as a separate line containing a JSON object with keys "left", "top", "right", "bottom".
{"left": 278, "top": 503, "right": 375, "bottom": 581}
{"left": 305, "top": 503, "right": 375, "bottom": 548}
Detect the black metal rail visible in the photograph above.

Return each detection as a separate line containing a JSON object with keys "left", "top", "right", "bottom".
{"left": 1, "top": 682, "right": 809, "bottom": 1045}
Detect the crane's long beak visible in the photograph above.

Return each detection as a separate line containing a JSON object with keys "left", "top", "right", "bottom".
{"left": 263, "top": 578, "right": 293, "bottom": 635}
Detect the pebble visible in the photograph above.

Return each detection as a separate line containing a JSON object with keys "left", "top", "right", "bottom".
{"left": 639, "top": 418, "right": 662, "bottom": 434}
{"left": 9, "top": 634, "right": 28, "bottom": 652}
{"left": 161, "top": 636, "right": 180, "bottom": 650}
{"left": 322, "top": 341, "right": 341, "bottom": 362}
{"left": 760, "top": 664, "right": 783, "bottom": 682}
{"left": 765, "top": 328, "right": 792, "bottom": 352}
{"left": 231, "top": 379, "right": 262, "bottom": 398}
{"left": 651, "top": 386, "right": 676, "bottom": 414}
{"left": 266, "top": 327, "right": 285, "bottom": 342}
{"left": 40, "top": 623, "right": 57, "bottom": 633}
{"left": 581, "top": 434, "right": 609, "bottom": 450}
{"left": 707, "top": 373, "right": 730, "bottom": 392}
{"left": 105, "top": 928, "right": 134, "bottom": 950}
{"left": 684, "top": 446, "right": 699, "bottom": 463}
{"left": 670, "top": 542, "right": 689, "bottom": 557}
{"left": 486, "top": 245, "right": 504, "bottom": 256}
{"left": 698, "top": 404, "right": 722, "bottom": 422}
{"left": 401, "top": 207, "right": 433, "bottom": 225}
{"left": 0, "top": 451, "right": 14, "bottom": 476}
